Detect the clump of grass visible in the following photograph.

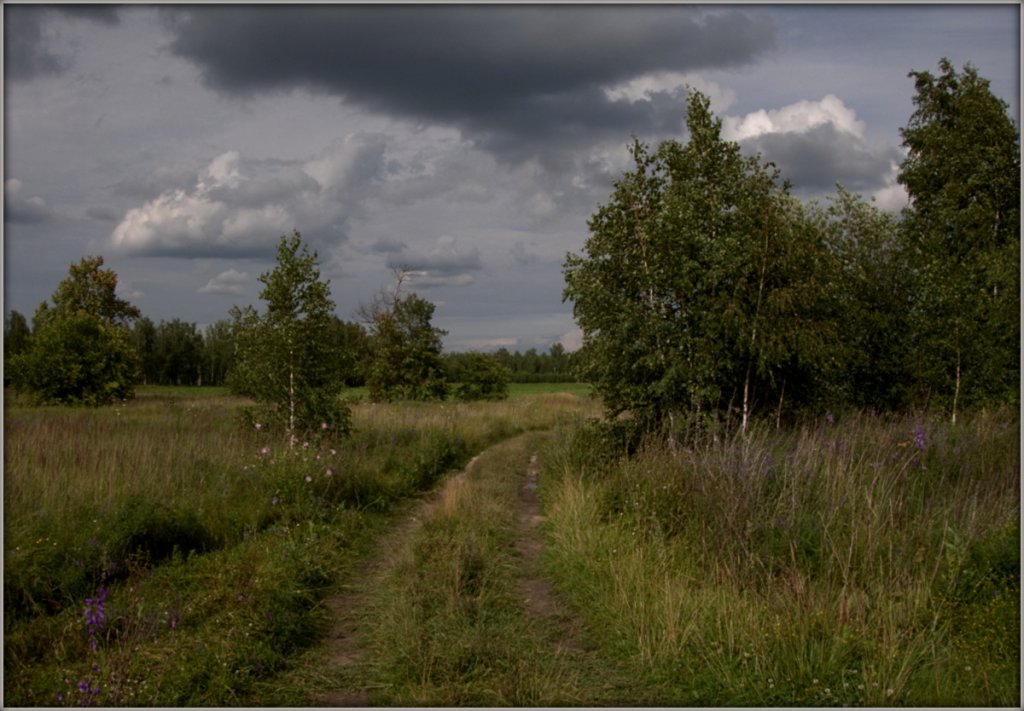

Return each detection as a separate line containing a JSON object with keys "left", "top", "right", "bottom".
{"left": 539, "top": 408, "right": 1020, "bottom": 706}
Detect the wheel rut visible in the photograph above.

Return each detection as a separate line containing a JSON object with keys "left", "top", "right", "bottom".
{"left": 315, "top": 453, "right": 481, "bottom": 707}
{"left": 317, "top": 439, "right": 585, "bottom": 706}
{"left": 515, "top": 453, "right": 586, "bottom": 654}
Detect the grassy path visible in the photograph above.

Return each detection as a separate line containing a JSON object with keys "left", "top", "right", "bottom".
{"left": 305, "top": 431, "right": 634, "bottom": 706}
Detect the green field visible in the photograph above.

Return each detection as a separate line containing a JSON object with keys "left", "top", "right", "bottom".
{"left": 3, "top": 386, "right": 1018, "bottom": 706}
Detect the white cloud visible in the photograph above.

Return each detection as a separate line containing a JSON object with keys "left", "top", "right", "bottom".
{"left": 111, "top": 134, "right": 387, "bottom": 256}
{"left": 603, "top": 71, "right": 737, "bottom": 113}
{"left": 198, "top": 268, "right": 250, "bottom": 295}
{"left": 558, "top": 326, "right": 583, "bottom": 353}
{"left": 722, "top": 94, "right": 865, "bottom": 141}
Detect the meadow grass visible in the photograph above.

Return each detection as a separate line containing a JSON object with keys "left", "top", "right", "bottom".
{"left": 342, "top": 431, "right": 639, "bottom": 706}
{"left": 538, "top": 409, "right": 1020, "bottom": 706}
{"left": 2, "top": 386, "right": 597, "bottom": 706}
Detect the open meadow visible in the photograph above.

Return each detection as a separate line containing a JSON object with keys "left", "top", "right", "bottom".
{"left": 3, "top": 385, "right": 597, "bottom": 706}
{"left": 3, "top": 387, "right": 1019, "bottom": 706}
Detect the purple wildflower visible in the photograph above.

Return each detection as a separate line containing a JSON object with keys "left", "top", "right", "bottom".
{"left": 83, "top": 587, "right": 108, "bottom": 651}
{"left": 913, "top": 424, "right": 926, "bottom": 450}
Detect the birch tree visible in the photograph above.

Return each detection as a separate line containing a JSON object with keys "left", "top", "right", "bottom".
{"left": 564, "top": 90, "right": 835, "bottom": 438}
{"left": 898, "top": 58, "right": 1020, "bottom": 421}
{"left": 228, "top": 230, "right": 350, "bottom": 436}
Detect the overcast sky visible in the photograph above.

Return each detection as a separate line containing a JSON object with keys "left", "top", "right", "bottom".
{"left": 3, "top": 3, "right": 1020, "bottom": 352}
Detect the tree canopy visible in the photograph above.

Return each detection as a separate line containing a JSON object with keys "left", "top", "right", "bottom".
{"left": 363, "top": 273, "right": 448, "bottom": 402}
{"left": 9, "top": 256, "right": 140, "bottom": 405}
{"left": 898, "top": 58, "right": 1020, "bottom": 420}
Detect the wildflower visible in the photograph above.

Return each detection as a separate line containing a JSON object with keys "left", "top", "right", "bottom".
{"left": 321, "top": 422, "right": 328, "bottom": 430}
{"left": 83, "top": 587, "right": 109, "bottom": 651}
{"left": 255, "top": 422, "right": 263, "bottom": 431}
{"left": 330, "top": 448, "right": 337, "bottom": 456}
{"left": 325, "top": 468, "right": 333, "bottom": 477}
{"left": 271, "top": 495, "right": 279, "bottom": 506}
{"left": 259, "top": 446, "right": 270, "bottom": 456}
{"left": 305, "top": 474, "right": 313, "bottom": 483}
{"left": 913, "top": 424, "right": 926, "bottom": 450}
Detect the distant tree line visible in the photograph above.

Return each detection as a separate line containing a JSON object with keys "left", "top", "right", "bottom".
{"left": 3, "top": 235, "right": 574, "bottom": 420}
{"left": 4, "top": 309, "right": 576, "bottom": 390}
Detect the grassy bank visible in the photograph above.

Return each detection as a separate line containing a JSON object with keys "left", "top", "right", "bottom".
{"left": 539, "top": 409, "right": 1020, "bottom": 705}
{"left": 3, "top": 387, "right": 597, "bottom": 706}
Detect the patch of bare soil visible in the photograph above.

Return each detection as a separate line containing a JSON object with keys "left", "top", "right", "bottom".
{"left": 315, "top": 454, "right": 481, "bottom": 707}
{"left": 515, "top": 454, "right": 586, "bottom": 654}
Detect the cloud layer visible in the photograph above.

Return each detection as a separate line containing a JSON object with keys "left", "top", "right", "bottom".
{"left": 165, "top": 5, "right": 776, "bottom": 161}
{"left": 111, "top": 135, "right": 387, "bottom": 257}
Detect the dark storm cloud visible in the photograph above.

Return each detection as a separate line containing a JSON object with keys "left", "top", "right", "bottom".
{"left": 4, "top": 179, "right": 55, "bottom": 224}
{"left": 165, "top": 5, "right": 776, "bottom": 159}
{"left": 4, "top": 4, "right": 120, "bottom": 81}
{"left": 741, "top": 123, "right": 902, "bottom": 193}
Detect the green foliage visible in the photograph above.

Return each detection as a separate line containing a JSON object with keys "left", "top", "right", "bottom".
{"left": 565, "top": 91, "right": 838, "bottom": 436}
{"left": 4, "top": 310, "right": 32, "bottom": 363}
{"left": 450, "top": 351, "right": 511, "bottom": 401}
{"left": 9, "top": 256, "right": 140, "bottom": 406}
{"left": 365, "top": 276, "right": 448, "bottom": 402}
{"left": 819, "top": 186, "right": 914, "bottom": 411}
{"left": 228, "top": 230, "right": 351, "bottom": 435}
{"left": 898, "top": 58, "right": 1021, "bottom": 417}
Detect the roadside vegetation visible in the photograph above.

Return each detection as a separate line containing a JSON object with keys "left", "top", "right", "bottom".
{"left": 538, "top": 409, "right": 1019, "bottom": 705}
{"left": 3, "top": 386, "right": 597, "bottom": 706}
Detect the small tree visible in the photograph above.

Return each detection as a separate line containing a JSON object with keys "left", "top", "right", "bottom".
{"left": 363, "top": 272, "right": 448, "bottom": 402}
{"left": 228, "top": 230, "right": 350, "bottom": 436}
{"left": 453, "top": 352, "right": 510, "bottom": 401}
{"left": 9, "top": 256, "right": 140, "bottom": 405}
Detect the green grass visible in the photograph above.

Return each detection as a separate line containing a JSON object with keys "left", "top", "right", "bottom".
{"left": 538, "top": 409, "right": 1020, "bottom": 706}
{"left": 8, "top": 385, "right": 1015, "bottom": 706}
{"left": 2, "top": 387, "right": 598, "bottom": 706}
{"left": 342, "top": 432, "right": 638, "bottom": 706}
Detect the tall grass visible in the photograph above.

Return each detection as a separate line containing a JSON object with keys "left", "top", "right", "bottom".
{"left": 349, "top": 432, "right": 631, "bottom": 706}
{"left": 540, "top": 409, "right": 1020, "bottom": 705}
{"left": 3, "top": 387, "right": 597, "bottom": 706}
